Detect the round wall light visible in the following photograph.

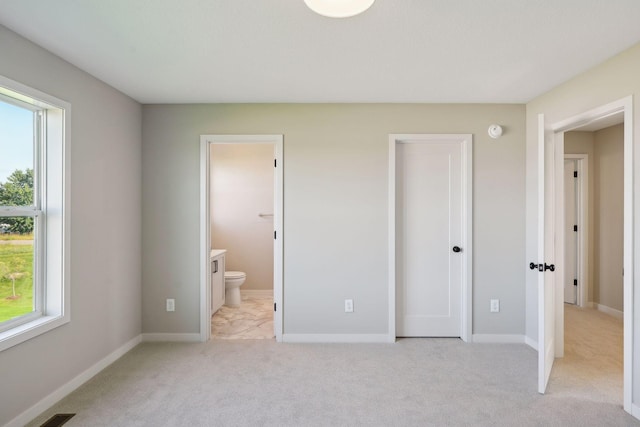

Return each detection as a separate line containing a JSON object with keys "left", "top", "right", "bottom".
{"left": 488, "top": 124, "right": 503, "bottom": 139}
{"left": 304, "top": 0, "right": 376, "bottom": 18}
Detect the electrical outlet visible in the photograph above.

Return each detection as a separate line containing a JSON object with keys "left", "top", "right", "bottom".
{"left": 166, "top": 298, "right": 175, "bottom": 312}
{"left": 490, "top": 299, "right": 500, "bottom": 313}
{"left": 344, "top": 299, "right": 354, "bottom": 313}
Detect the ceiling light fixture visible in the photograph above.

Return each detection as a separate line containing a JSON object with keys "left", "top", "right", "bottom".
{"left": 304, "top": 0, "right": 376, "bottom": 18}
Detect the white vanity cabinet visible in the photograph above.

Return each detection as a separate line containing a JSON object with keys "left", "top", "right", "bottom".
{"left": 210, "top": 250, "right": 226, "bottom": 315}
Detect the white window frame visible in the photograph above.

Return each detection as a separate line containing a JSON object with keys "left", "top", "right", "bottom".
{"left": 0, "top": 75, "right": 70, "bottom": 352}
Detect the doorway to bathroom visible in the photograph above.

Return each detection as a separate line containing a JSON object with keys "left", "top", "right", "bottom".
{"left": 199, "top": 135, "right": 283, "bottom": 342}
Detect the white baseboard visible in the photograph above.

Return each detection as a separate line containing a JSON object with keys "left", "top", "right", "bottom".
{"left": 282, "top": 334, "right": 393, "bottom": 343}
{"left": 524, "top": 336, "right": 538, "bottom": 351}
{"left": 6, "top": 334, "right": 141, "bottom": 427}
{"left": 595, "top": 303, "right": 623, "bottom": 319}
{"left": 141, "top": 333, "right": 201, "bottom": 342}
{"left": 632, "top": 403, "right": 640, "bottom": 420}
{"left": 472, "top": 334, "right": 525, "bottom": 344}
{"left": 242, "top": 290, "right": 273, "bottom": 298}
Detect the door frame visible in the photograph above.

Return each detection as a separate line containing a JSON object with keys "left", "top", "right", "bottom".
{"left": 388, "top": 134, "right": 473, "bottom": 343}
{"left": 564, "top": 154, "right": 588, "bottom": 308}
{"left": 199, "top": 134, "right": 284, "bottom": 342}
{"left": 539, "top": 96, "right": 632, "bottom": 411}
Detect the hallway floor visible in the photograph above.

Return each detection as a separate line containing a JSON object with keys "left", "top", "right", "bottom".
{"left": 548, "top": 304, "right": 623, "bottom": 404}
{"left": 211, "top": 294, "right": 274, "bottom": 340}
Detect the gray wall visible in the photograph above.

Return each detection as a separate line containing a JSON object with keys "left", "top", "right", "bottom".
{"left": 594, "top": 124, "right": 624, "bottom": 312}
{"left": 526, "top": 42, "right": 640, "bottom": 406}
{"left": 141, "top": 104, "right": 526, "bottom": 336}
{"left": 0, "top": 25, "right": 142, "bottom": 426}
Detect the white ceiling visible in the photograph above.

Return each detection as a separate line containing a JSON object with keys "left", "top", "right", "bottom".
{"left": 1, "top": 1, "right": 640, "bottom": 104}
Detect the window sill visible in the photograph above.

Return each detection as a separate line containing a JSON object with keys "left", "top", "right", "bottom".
{"left": 0, "top": 314, "right": 69, "bottom": 352}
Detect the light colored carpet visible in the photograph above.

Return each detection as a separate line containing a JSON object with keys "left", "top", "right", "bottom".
{"left": 26, "top": 309, "right": 638, "bottom": 427}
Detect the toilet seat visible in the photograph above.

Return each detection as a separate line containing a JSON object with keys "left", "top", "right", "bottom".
{"left": 225, "top": 271, "right": 246, "bottom": 279}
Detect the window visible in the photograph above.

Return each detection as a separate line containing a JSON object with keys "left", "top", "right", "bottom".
{"left": 0, "top": 75, "right": 70, "bottom": 351}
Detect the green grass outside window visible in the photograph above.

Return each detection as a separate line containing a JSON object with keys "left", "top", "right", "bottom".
{"left": 0, "top": 242, "right": 34, "bottom": 323}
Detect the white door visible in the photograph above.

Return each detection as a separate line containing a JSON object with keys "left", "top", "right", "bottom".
{"left": 537, "top": 114, "right": 556, "bottom": 394}
{"left": 564, "top": 159, "right": 578, "bottom": 304}
{"left": 396, "top": 139, "right": 463, "bottom": 337}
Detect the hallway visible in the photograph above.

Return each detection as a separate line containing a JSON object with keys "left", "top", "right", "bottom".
{"left": 548, "top": 304, "right": 623, "bottom": 405}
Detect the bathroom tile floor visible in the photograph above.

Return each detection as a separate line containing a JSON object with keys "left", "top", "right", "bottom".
{"left": 211, "top": 295, "right": 274, "bottom": 340}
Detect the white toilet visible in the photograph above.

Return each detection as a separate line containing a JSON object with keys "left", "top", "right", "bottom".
{"left": 224, "top": 271, "right": 246, "bottom": 307}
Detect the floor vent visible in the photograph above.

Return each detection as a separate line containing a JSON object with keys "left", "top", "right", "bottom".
{"left": 40, "top": 414, "right": 75, "bottom": 427}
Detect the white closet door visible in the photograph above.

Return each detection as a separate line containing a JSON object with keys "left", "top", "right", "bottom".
{"left": 396, "top": 139, "right": 463, "bottom": 337}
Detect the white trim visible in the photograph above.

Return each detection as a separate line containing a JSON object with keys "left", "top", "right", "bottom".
{"left": 242, "top": 290, "right": 273, "bottom": 298}
{"left": 472, "top": 334, "right": 525, "bottom": 344}
{"left": 200, "top": 135, "right": 284, "bottom": 343}
{"left": 525, "top": 336, "right": 538, "bottom": 351}
{"left": 141, "top": 333, "right": 201, "bottom": 342}
{"left": 595, "top": 304, "right": 624, "bottom": 320}
{"left": 622, "top": 98, "right": 633, "bottom": 416}
{"left": 199, "top": 138, "right": 211, "bottom": 342}
{"left": 543, "top": 96, "right": 633, "bottom": 414}
{"left": 387, "top": 137, "right": 396, "bottom": 343}
{"left": 0, "top": 74, "right": 71, "bottom": 352}
{"left": 282, "top": 334, "right": 394, "bottom": 343}
{"left": 388, "top": 134, "right": 473, "bottom": 343}
{"left": 4, "top": 335, "right": 141, "bottom": 427}
{"left": 552, "top": 99, "right": 626, "bottom": 133}
{"left": 564, "top": 154, "right": 589, "bottom": 308}
{"left": 632, "top": 403, "right": 640, "bottom": 420}
{"left": 462, "top": 134, "right": 473, "bottom": 342}
{"left": 0, "top": 315, "right": 68, "bottom": 351}
{"left": 273, "top": 138, "right": 284, "bottom": 342}
{"left": 0, "top": 74, "right": 70, "bottom": 110}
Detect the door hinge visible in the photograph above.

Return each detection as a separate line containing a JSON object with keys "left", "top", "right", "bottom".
{"left": 274, "top": 230, "right": 277, "bottom": 239}
{"left": 574, "top": 171, "right": 578, "bottom": 178}
{"left": 574, "top": 279, "right": 578, "bottom": 287}
{"left": 573, "top": 225, "right": 578, "bottom": 232}
{"left": 274, "top": 302, "right": 277, "bottom": 312}
{"left": 274, "top": 159, "right": 277, "bottom": 167}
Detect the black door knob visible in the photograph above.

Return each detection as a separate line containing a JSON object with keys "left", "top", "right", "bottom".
{"left": 452, "top": 246, "right": 461, "bottom": 253}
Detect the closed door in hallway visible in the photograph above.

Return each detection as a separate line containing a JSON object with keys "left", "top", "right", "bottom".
{"left": 564, "top": 159, "right": 578, "bottom": 305}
